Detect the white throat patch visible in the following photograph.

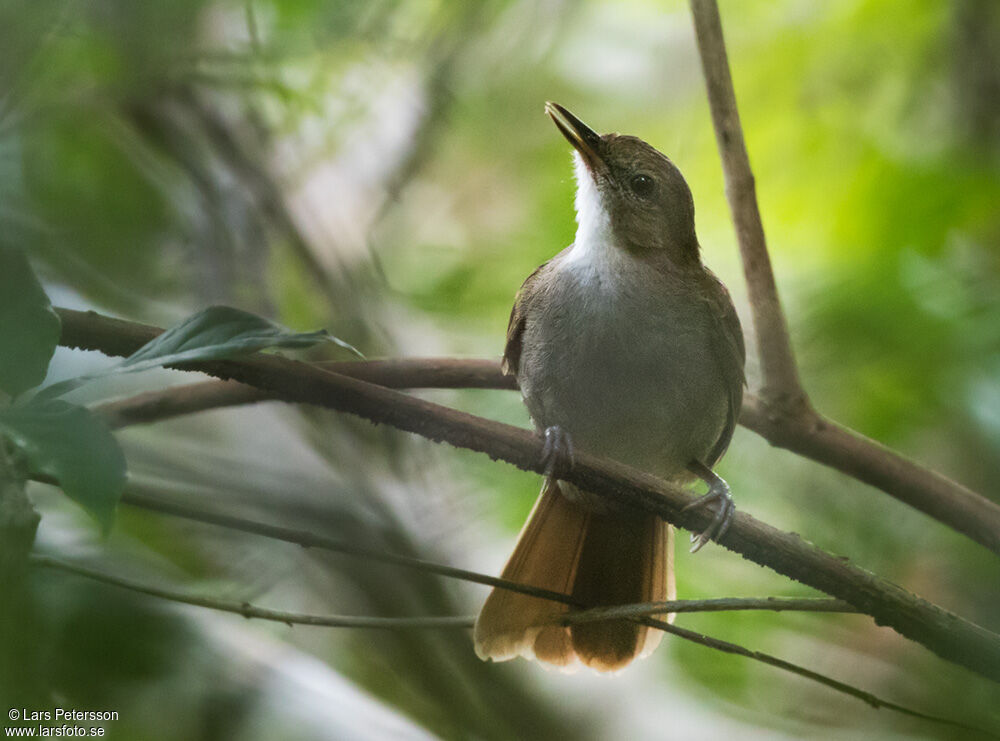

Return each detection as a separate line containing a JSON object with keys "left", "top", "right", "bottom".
{"left": 565, "top": 152, "right": 627, "bottom": 280}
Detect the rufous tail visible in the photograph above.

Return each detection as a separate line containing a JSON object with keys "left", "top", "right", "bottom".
{"left": 474, "top": 480, "right": 674, "bottom": 672}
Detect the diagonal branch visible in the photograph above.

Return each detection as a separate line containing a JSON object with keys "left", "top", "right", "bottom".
{"left": 92, "top": 357, "right": 1000, "bottom": 556}
{"left": 739, "top": 396, "right": 1000, "bottom": 554}
{"left": 120, "top": 483, "right": 577, "bottom": 605}
{"left": 55, "top": 308, "right": 1000, "bottom": 683}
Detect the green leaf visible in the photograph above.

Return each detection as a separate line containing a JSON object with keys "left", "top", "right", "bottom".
{"left": 0, "top": 399, "right": 126, "bottom": 531}
{"left": 35, "top": 305, "right": 357, "bottom": 400}
{"left": 0, "top": 248, "right": 61, "bottom": 396}
{"left": 118, "top": 305, "right": 352, "bottom": 373}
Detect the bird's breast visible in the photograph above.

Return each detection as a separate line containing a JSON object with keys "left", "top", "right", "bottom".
{"left": 518, "top": 252, "right": 729, "bottom": 480}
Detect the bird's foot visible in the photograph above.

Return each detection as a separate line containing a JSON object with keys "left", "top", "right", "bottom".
{"left": 682, "top": 476, "right": 735, "bottom": 553}
{"left": 540, "top": 425, "right": 575, "bottom": 480}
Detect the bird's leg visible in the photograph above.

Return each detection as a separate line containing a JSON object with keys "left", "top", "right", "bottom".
{"left": 682, "top": 460, "right": 735, "bottom": 553}
{"left": 540, "top": 425, "right": 575, "bottom": 481}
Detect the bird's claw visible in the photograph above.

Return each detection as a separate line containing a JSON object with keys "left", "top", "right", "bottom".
{"left": 682, "top": 477, "right": 735, "bottom": 553}
{"left": 540, "top": 425, "right": 575, "bottom": 480}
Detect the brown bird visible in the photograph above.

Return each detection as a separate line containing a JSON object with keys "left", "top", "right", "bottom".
{"left": 474, "top": 103, "right": 746, "bottom": 672}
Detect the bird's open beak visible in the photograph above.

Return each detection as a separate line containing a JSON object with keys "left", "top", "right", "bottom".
{"left": 545, "top": 102, "right": 605, "bottom": 173}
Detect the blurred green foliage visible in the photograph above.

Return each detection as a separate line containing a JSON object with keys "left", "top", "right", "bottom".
{"left": 1, "top": 0, "right": 998, "bottom": 739}
{"left": 0, "top": 248, "right": 60, "bottom": 395}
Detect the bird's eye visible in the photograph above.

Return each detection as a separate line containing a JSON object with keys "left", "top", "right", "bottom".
{"left": 629, "top": 174, "right": 655, "bottom": 199}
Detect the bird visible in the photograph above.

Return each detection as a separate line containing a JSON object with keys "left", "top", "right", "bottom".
{"left": 473, "top": 103, "right": 746, "bottom": 672}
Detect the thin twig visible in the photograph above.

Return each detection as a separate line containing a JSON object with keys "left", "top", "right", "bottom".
{"left": 121, "top": 484, "right": 577, "bottom": 606}
{"left": 122, "top": 487, "right": 854, "bottom": 619}
{"left": 90, "top": 358, "right": 1000, "bottom": 556}
{"left": 558, "top": 597, "right": 855, "bottom": 625}
{"left": 31, "top": 549, "right": 997, "bottom": 737}
{"left": 31, "top": 555, "right": 474, "bottom": 629}
{"left": 638, "top": 616, "right": 998, "bottom": 738}
{"left": 55, "top": 308, "right": 1000, "bottom": 683}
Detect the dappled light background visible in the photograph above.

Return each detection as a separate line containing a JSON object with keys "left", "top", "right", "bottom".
{"left": 2, "top": 0, "right": 999, "bottom": 738}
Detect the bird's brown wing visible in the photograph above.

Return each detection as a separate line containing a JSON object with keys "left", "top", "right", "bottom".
{"left": 700, "top": 268, "right": 746, "bottom": 466}
{"left": 502, "top": 257, "right": 557, "bottom": 377}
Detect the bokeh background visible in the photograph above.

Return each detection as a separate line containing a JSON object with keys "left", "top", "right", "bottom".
{"left": 2, "top": 0, "right": 999, "bottom": 738}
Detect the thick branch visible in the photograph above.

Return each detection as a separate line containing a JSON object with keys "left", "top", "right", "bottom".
{"left": 93, "top": 357, "right": 1000, "bottom": 556}
{"left": 689, "top": 0, "right": 804, "bottom": 407}
{"left": 56, "top": 308, "right": 1000, "bottom": 683}
{"left": 740, "top": 396, "right": 1000, "bottom": 553}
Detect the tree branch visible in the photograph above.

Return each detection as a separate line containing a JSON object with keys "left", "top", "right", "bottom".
{"left": 739, "top": 396, "right": 1000, "bottom": 554}
{"left": 32, "top": 549, "right": 995, "bottom": 736}
{"left": 32, "top": 555, "right": 474, "bottom": 629}
{"left": 55, "top": 308, "right": 1000, "bottom": 683}
{"left": 92, "top": 356, "right": 1000, "bottom": 556}
{"left": 689, "top": 0, "right": 804, "bottom": 407}
{"left": 559, "top": 597, "right": 855, "bottom": 626}
{"left": 94, "top": 359, "right": 514, "bottom": 429}
{"left": 120, "top": 483, "right": 579, "bottom": 606}
{"left": 637, "top": 615, "right": 996, "bottom": 737}
{"left": 120, "top": 485, "right": 854, "bottom": 618}
{"left": 685, "top": 1, "right": 1000, "bottom": 553}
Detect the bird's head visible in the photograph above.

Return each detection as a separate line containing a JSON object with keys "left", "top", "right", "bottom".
{"left": 546, "top": 102, "right": 699, "bottom": 265}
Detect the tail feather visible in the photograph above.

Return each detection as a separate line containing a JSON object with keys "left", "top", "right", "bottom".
{"left": 640, "top": 507, "right": 674, "bottom": 658}
{"left": 474, "top": 481, "right": 674, "bottom": 672}
{"left": 474, "top": 480, "right": 588, "bottom": 665}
